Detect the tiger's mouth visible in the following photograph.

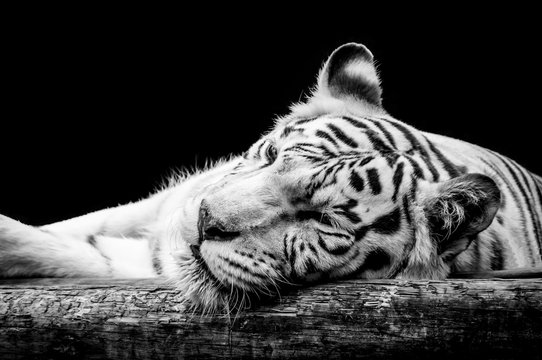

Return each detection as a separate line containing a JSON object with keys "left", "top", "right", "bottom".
{"left": 190, "top": 243, "right": 203, "bottom": 260}
{"left": 192, "top": 216, "right": 234, "bottom": 289}
{"left": 191, "top": 228, "right": 288, "bottom": 295}
{"left": 189, "top": 243, "right": 224, "bottom": 287}
{"left": 191, "top": 212, "right": 220, "bottom": 282}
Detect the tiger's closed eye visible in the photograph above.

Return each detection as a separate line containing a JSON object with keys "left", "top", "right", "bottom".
{"left": 296, "top": 210, "right": 333, "bottom": 226}
{"left": 265, "top": 144, "right": 278, "bottom": 163}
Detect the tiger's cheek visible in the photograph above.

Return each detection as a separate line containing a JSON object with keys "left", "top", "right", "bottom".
{"left": 280, "top": 227, "right": 356, "bottom": 280}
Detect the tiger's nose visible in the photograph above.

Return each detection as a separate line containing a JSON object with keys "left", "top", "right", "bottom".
{"left": 198, "top": 200, "right": 241, "bottom": 242}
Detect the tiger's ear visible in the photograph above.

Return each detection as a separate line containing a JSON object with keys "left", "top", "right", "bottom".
{"left": 422, "top": 174, "right": 501, "bottom": 262}
{"left": 316, "top": 43, "right": 382, "bottom": 106}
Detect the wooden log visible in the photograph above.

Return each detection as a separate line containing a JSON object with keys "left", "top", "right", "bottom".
{"left": 1, "top": 278, "right": 541, "bottom": 359}
{"left": 451, "top": 266, "right": 542, "bottom": 279}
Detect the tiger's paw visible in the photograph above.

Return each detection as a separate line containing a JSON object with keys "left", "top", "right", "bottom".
{"left": 0, "top": 214, "right": 38, "bottom": 277}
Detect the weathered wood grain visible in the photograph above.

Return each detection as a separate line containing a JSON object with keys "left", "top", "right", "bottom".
{"left": 451, "top": 266, "right": 542, "bottom": 279}
{"left": 1, "top": 278, "right": 541, "bottom": 359}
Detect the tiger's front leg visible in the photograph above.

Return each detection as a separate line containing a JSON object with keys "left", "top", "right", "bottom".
{"left": 0, "top": 214, "right": 117, "bottom": 277}
{"left": 0, "top": 191, "right": 173, "bottom": 278}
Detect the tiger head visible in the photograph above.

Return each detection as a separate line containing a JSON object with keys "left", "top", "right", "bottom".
{"left": 174, "top": 43, "right": 501, "bottom": 312}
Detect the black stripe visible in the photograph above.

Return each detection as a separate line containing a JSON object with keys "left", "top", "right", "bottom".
{"left": 426, "top": 139, "right": 463, "bottom": 178}
{"left": 490, "top": 234, "right": 504, "bottom": 271}
{"left": 323, "top": 160, "right": 346, "bottom": 186}
{"left": 403, "top": 195, "right": 412, "bottom": 225}
{"left": 531, "top": 177, "right": 542, "bottom": 217}
{"left": 532, "top": 181, "right": 542, "bottom": 257}
{"left": 383, "top": 151, "right": 401, "bottom": 168}
{"left": 513, "top": 163, "right": 542, "bottom": 235}
{"left": 235, "top": 250, "right": 255, "bottom": 259}
{"left": 333, "top": 198, "right": 358, "bottom": 211}
{"left": 317, "top": 234, "right": 351, "bottom": 255}
{"left": 392, "top": 162, "right": 405, "bottom": 201}
{"left": 280, "top": 126, "right": 304, "bottom": 138}
{"left": 87, "top": 235, "right": 97, "bottom": 247}
{"left": 281, "top": 126, "right": 294, "bottom": 138}
{"left": 358, "top": 156, "right": 375, "bottom": 167}
{"left": 305, "top": 258, "right": 318, "bottom": 274}
{"left": 315, "top": 130, "right": 339, "bottom": 147}
{"left": 298, "top": 154, "right": 324, "bottom": 164}
{"left": 293, "top": 116, "right": 319, "bottom": 125}
{"left": 290, "top": 236, "right": 297, "bottom": 272}
{"left": 417, "top": 147, "right": 440, "bottom": 181}
{"left": 365, "top": 130, "right": 395, "bottom": 154}
{"left": 367, "top": 168, "right": 382, "bottom": 195}
{"left": 492, "top": 152, "right": 539, "bottom": 264}
{"left": 349, "top": 170, "right": 365, "bottom": 192}
{"left": 317, "top": 230, "right": 352, "bottom": 239}
{"left": 355, "top": 249, "right": 391, "bottom": 273}
{"left": 479, "top": 157, "right": 513, "bottom": 209}
{"left": 405, "top": 155, "right": 425, "bottom": 180}
{"left": 341, "top": 116, "right": 393, "bottom": 154}
{"left": 366, "top": 118, "right": 397, "bottom": 148}
{"left": 335, "top": 209, "right": 362, "bottom": 224}
{"left": 514, "top": 164, "right": 542, "bottom": 233}
{"left": 354, "top": 226, "right": 369, "bottom": 241}
{"left": 282, "top": 144, "right": 320, "bottom": 155}
{"left": 86, "top": 235, "right": 112, "bottom": 272}
{"left": 283, "top": 234, "right": 289, "bottom": 261}
{"left": 379, "top": 118, "right": 440, "bottom": 180}
{"left": 327, "top": 123, "right": 358, "bottom": 148}
{"left": 253, "top": 141, "right": 265, "bottom": 160}
{"left": 410, "top": 174, "right": 419, "bottom": 199}
{"left": 371, "top": 208, "right": 401, "bottom": 235}
{"left": 377, "top": 118, "right": 421, "bottom": 150}
{"left": 259, "top": 157, "right": 274, "bottom": 169}
{"left": 341, "top": 116, "right": 369, "bottom": 130}
{"left": 232, "top": 162, "right": 244, "bottom": 172}
{"left": 218, "top": 255, "right": 268, "bottom": 280}
{"left": 317, "top": 234, "right": 329, "bottom": 253}
{"left": 287, "top": 142, "right": 319, "bottom": 149}
{"left": 316, "top": 143, "right": 338, "bottom": 159}
{"left": 307, "top": 242, "right": 319, "bottom": 257}
{"left": 262, "top": 251, "right": 277, "bottom": 261}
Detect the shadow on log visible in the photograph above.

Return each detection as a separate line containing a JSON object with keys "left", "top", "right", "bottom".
{"left": 1, "top": 277, "right": 541, "bottom": 359}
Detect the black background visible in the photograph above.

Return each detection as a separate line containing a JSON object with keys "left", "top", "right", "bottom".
{"left": 1, "top": 8, "right": 540, "bottom": 225}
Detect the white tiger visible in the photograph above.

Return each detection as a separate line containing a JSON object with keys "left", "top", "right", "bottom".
{"left": 1, "top": 43, "right": 541, "bottom": 312}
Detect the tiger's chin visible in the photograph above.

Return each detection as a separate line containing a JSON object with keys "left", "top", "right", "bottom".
{"left": 169, "top": 250, "right": 282, "bottom": 315}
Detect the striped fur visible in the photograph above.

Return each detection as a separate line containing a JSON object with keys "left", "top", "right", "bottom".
{"left": 1, "top": 43, "right": 541, "bottom": 313}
